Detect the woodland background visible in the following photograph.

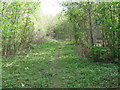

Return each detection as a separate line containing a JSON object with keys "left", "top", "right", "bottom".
{"left": 1, "top": 1, "right": 119, "bottom": 88}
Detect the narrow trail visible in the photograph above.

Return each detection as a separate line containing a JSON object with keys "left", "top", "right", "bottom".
{"left": 50, "top": 42, "right": 64, "bottom": 88}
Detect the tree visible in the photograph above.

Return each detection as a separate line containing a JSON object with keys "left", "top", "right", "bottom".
{"left": 1, "top": 2, "right": 40, "bottom": 56}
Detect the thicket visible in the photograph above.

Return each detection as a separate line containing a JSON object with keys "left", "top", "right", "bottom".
{"left": 55, "top": 2, "right": 120, "bottom": 63}
{"left": 1, "top": 2, "right": 40, "bottom": 56}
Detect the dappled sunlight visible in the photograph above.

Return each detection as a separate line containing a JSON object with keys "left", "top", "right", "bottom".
{"left": 58, "top": 55, "right": 69, "bottom": 59}
{"left": 2, "top": 1, "right": 119, "bottom": 88}
{"left": 27, "top": 51, "right": 52, "bottom": 57}
{"left": 2, "top": 40, "right": 118, "bottom": 88}
{"left": 4, "top": 62, "right": 14, "bottom": 68}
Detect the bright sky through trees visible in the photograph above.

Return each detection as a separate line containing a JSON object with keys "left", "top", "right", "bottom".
{"left": 41, "top": 0, "right": 64, "bottom": 16}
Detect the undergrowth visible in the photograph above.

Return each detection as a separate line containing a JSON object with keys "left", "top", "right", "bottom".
{"left": 2, "top": 40, "right": 119, "bottom": 88}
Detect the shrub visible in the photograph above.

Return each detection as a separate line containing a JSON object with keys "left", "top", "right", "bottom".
{"left": 89, "top": 46, "right": 118, "bottom": 63}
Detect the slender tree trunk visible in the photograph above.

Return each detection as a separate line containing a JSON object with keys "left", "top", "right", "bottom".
{"left": 118, "top": 1, "right": 120, "bottom": 60}
{"left": 88, "top": 2, "right": 94, "bottom": 46}
{"left": 101, "top": 21, "right": 105, "bottom": 47}
{"left": 1, "top": 3, "right": 5, "bottom": 56}
{"left": 118, "top": 2, "right": 120, "bottom": 30}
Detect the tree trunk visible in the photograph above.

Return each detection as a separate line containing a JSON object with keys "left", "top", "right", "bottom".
{"left": 88, "top": 2, "right": 94, "bottom": 46}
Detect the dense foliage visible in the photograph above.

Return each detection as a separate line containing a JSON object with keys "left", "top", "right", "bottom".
{"left": 1, "top": 2, "right": 40, "bottom": 56}
{"left": 55, "top": 2, "right": 120, "bottom": 63}
{"left": 1, "top": 1, "right": 119, "bottom": 88}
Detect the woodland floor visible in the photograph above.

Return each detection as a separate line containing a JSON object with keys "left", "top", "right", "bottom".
{"left": 2, "top": 40, "right": 119, "bottom": 88}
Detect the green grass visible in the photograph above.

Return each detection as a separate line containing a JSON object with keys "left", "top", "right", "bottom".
{"left": 2, "top": 40, "right": 119, "bottom": 88}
